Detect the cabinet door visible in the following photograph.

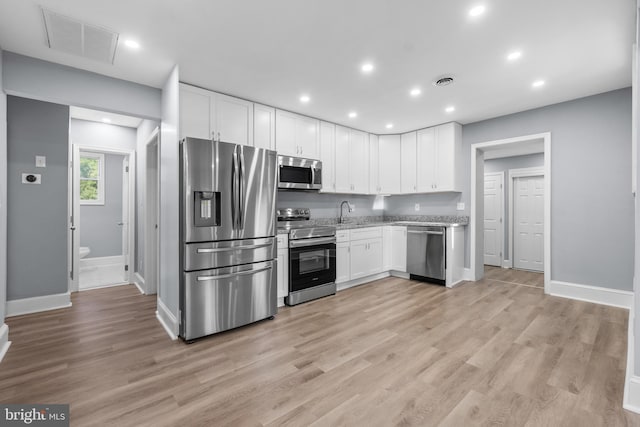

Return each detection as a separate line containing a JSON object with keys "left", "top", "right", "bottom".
{"left": 296, "top": 115, "right": 319, "bottom": 159}
{"left": 417, "top": 127, "right": 436, "bottom": 192}
{"left": 179, "top": 84, "right": 212, "bottom": 140}
{"left": 254, "top": 104, "right": 275, "bottom": 150}
{"left": 382, "top": 226, "right": 392, "bottom": 271}
{"left": 401, "top": 132, "right": 417, "bottom": 193}
{"left": 320, "top": 122, "right": 336, "bottom": 193}
{"left": 277, "top": 249, "right": 289, "bottom": 298}
{"left": 379, "top": 135, "right": 401, "bottom": 194}
{"left": 336, "top": 242, "right": 350, "bottom": 283}
{"left": 434, "top": 123, "right": 458, "bottom": 191}
{"left": 213, "top": 93, "right": 254, "bottom": 146}
{"left": 391, "top": 226, "right": 407, "bottom": 272}
{"left": 334, "top": 126, "right": 351, "bottom": 193}
{"left": 349, "top": 240, "right": 369, "bottom": 280}
{"left": 365, "top": 238, "right": 383, "bottom": 276}
{"left": 369, "top": 134, "right": 379, "bottom": 194}
{"left": 275, "top": 110, "right": 298, "bottom": 156}
{"left": 349, "top": 129, "right": 369, "bottom": 193}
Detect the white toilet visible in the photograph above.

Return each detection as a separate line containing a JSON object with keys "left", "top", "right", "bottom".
{"left": 79, "top": 246, "right": 91, "bottom": 259}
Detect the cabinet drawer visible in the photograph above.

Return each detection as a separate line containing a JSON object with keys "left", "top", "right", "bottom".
{"left": 336, "top": 230, "right": 350, "bottom": 243}
{"left": 276, "top": 234, "right": 288, "bottom": 249}
{"left": 349, "top": 227, "right": 382, "bottom": 241}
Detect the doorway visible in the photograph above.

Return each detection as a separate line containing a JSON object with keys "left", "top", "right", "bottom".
{"left": 144, "top": 129, "right": 160, "bottom": 296}
{"left": 471, "top": 133, "right": 551, "bottom": 292}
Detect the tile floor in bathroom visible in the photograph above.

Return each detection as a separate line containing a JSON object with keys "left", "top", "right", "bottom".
{"left": 79, "top": 262, "right": 127, "bottom": 290}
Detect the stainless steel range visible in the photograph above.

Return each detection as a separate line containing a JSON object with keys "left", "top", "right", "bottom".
{"left": 278, "top": 208, "right": 336, "bottom": 306}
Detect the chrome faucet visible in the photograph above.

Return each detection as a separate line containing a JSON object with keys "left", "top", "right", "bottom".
{"left": 339, "top": 201, "right": 352, "bottom": 224}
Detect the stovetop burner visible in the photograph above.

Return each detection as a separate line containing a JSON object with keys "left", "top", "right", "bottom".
{"left": 277, "top": 208, "right": 335, "bottom": 240}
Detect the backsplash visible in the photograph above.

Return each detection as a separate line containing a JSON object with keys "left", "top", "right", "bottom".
{"left": 383, "top": 192, "right": 464, "bottom": 216}
{"left": 277, "top": 190, "right": 381, "bottom": 218}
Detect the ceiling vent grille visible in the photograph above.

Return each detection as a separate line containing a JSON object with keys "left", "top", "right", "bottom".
{"left": 433, "top": 76, "right": 455, "bottom": 87}
{"left": 42, "top": 8, "right": 118, "bottom": 64}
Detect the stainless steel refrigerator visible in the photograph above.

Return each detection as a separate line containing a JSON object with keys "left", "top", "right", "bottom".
{"left": 179, "top": 137, "right": 278, "bottom": 341}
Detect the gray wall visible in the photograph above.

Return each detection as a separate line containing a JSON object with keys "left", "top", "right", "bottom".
{"left": 277, "top": 191, "right": 381, "bottom": 219}
{"left": 484, "top": 153, "right": 545, "bottom": 256}
{"left": 0, "top": 47, "right": 6, "bottom": 323}
{"left": 79, "top": 153, "right": 125, "bottom": 258}
{"left": 7, "top": 96, "right": 69, "bottom": 300}
{"left": 461, "top": 88, "right": 633, "bottom": 290}
{"left": 3, "top": 52, "right": 161, "bottom": 120}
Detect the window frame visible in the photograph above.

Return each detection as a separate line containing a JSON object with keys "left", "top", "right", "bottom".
{"left": 79, "top": 151, "right": 105, "bottom": 205}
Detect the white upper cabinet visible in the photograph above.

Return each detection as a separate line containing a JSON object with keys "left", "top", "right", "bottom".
{"left": 320, "top": 121, "right": 336, "bottom": 193}
{"left": 401, "top": 131, "right": 418, "bottom": 193}
{"left": 378, "top": 135, "right": 401, "bottom": 194}
{"left": 369, "top": 134, "right": 379, "bottom": 194}
{"left": 275, "top": 110, "right": 319, "bottom": 159}
{"left": 334, "top": 126, "right": 369, "bottom": 194}
{"left": 253, "top": 104, "right": 276, "bottom": 150}
{"left": 179, "top": 83, "right": 253, "bottom": 146}
{"left": 416, "top": 122, "right": 461, "bottom": 192}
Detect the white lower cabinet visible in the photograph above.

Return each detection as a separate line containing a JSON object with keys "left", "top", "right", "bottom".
{"left": 336, "top": 227, "right": 383, "bottom": 283}
{"left": 350, "top": 238, "right": 383, "bottom": 279}
{"left": 390, "top": 226, "right": 407, "bottom": 272}
{"left": 276, "top": 235, "right": 289, "bottom": 299}
{"left": 336, "top": 242, "right": 350, "bottom": 283}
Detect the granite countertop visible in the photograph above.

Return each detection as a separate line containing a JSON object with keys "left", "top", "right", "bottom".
{"left": 277, "top": 215, "right": 468, "bottom": 233}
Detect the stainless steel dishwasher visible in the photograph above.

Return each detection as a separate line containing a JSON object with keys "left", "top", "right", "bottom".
{"left": 406, "top": 226, "right": 446, "bottom": 285}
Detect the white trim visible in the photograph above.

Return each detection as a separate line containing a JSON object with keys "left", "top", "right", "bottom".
{"left": 470, "top": 132, "right": 551, "bottom": 294}
{"left": 0, "top": 324, "right": 11, "bottom": 364}
{"left": 156, "top": 297, "right": 178, "bottom": 340}
{"left": 6, "top": 292, "right": 72, "bottom": 317}
{"left": 548, "top": 280, "right": 633, "bottom": 309}
{"left": 277, "top": 297, "right": 285, "bottom": 308}
{"left": 337, "top": 272, "right": 390, "bottom": 292}
{"left": 79, "top": 255, "right": 123, "bottom": 268}
{"left": 502, "top": 260, "right": 512, "bottom": 269}
{"left": 624, "top": 301, "right": 638, "bottom": 413}
{"left": 462, "top": 268, "right": 474, "bottom": 281}
{"left": 133, "top": 272, "right": 145, "bottom": 294}
{"left": 508, "top": 167, "right": 545, "bottom": 272}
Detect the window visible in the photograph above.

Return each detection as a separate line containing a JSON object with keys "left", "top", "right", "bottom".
{"left": 79, "top": 152, "right": 105, "bottom": 205}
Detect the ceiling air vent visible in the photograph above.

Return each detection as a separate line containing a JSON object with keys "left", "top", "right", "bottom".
{"left": 42, "top": 8, "right": 119, "bottom": 64}
{"left": 433, "top": 76, "right": 455, "bottom": 87}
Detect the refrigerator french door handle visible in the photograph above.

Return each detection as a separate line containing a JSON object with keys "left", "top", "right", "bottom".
{"left": 239, "top": 145, "right": 245, "bottom": 230}
{"left": 231, "top": 144, "right": 239, "bottom": 230}
{"left": 196, "top": 265, "right": 273, "bottom": 281}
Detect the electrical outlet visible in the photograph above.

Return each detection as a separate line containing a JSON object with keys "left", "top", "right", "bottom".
{"left": 457, "top": 202, "right": 465, "bottom": 211}
{"left": 350, "top": 203, "right": 355, "bottom": 212}
{"left": 414, "top": 203, "right": 420, "bottom": 211}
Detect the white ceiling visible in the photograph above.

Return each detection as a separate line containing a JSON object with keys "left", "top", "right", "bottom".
{"left": 0, "top": 0, "right": 635, "bottom": 134}
{"left": 70, "top": 106, "right": 142, "bottom": 128}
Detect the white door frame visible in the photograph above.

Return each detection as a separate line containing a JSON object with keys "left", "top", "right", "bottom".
{"left": 483, "top": 172, "right": 504, "bottom": 267}
{"left": 144, "top": 128, "right": 160, "bottom": 295}
{"left": 470, "top": 132, "right": 551, "bottom": 293}
{"left": 508, "top": 167, "right": 545, "bottom": 270}
{"left": 69, "top": 144, "right": 136, "bottom": 292}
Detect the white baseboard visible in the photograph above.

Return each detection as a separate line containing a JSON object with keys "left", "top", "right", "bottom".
{"left": 0, "top": 324, "right": 11, "bottom": 364}
{"left": 463, "top": 268, "right": 474, "bottom": 281}
{"left": 502, "top": 260, "right": 512, "bottom": 269}
{"left": 156, "top": 298, "right": 178, "bottom": 340}
{"left": 6, "top": 292, "right": 72, "bottom": 317}
{"left": 277, "top": 297, "right": 285, "bottom": 308}
{"left": 134, "top": 272, "right": 145, "bottom": 294}
{"left": 548, "top": 280, "right": 633, "bottom": 309}
{"left": 80, "top": 255, "right": 123, "bottom": 268}
{"left": 624, "top": 302, "right": 639, "bottom": 413}
{"left": 337, "top": 272, "right": 390, "bottom": 292}
{"left": 390, "top": 271, "right": 409, "bottom": 279}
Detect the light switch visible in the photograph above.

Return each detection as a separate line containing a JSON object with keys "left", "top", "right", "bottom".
{"left": 35, "top": 156, "right": 46, "bottom": 168}
{"left": 22, "top": 173, "right": 41, "bottom": 184}
{"left": 414, "top": 203, "right": 420, "bottom": 211}
{"left": 456, "top": 202, "right": 465, "bottom": 211}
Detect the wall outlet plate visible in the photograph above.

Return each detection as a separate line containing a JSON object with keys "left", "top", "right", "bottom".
{"left": 35, "top": 156, "right": 46, "bottom": 168}
{"left": 22, "top": 173, "right": 42, "bottom": 184}
{"left": 456, "top": 202, "right": 465, "bottom": 211}
{"left": 350, "top": 203, "right": 355, "bottom": 212}
{"left": 414, "top": 203, "right": 420, "bottom": 211}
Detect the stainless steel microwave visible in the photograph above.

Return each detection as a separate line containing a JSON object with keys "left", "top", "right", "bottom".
{"left": 278, "top": 155, "right": 322, "bottom": 190}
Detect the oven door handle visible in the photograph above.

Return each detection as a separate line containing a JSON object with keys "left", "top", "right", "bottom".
{"left": 289, "top": 237, "right": 336, "bottom": 248}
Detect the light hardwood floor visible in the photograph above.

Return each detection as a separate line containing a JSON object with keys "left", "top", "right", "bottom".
{"left": 2, "top": 274, "right": 639, "bottom": 426}
{"left": 485, "top": 265, "right": 545, "bottom": 288}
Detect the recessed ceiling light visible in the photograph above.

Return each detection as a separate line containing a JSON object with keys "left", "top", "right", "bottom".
{"left": 532, "top": 80, "right": 545, "bottom": 88}
{"left": 361, "top": 63, "right": 374, "bottom": 73}
{"left": 445, "top": 106, "right": 455, "bottom": 113}
{"left": 124, "top": 39, "right": 140, "bottom": 49}
{"left": 469, "top": 5, "right": 486, "bottom": 17}
{"left": 102, "top": 118, "right": 112, "bottom": 123}
{"left": 507, "top": 51, "right": 522, "bottom": 61}
{"left": 410, "top": 88, "right": 422, "bottom": 97}
{"left": 300, "top": 94, "right": 310, "bottom": 103}
{"left": 385, "top": 123, "right": 394, "bottom": 129}
{"left": 348, "top": 111, "right": 358, "bottom": 118}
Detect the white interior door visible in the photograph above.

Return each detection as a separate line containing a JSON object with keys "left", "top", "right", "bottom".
{"left": 121, "top": 157, "right": 130, "bottom": 283}
{"left": 69, "top": 144, "right": 80, "bottom": 293}
{"left": 513, "top": 176, "right": 544, "bottom": 272}
{"left": 483, "top": 172, "right": 503, "bottom": 267}
{"left": 145, "top": 134, "right": 160, "bottom": 295}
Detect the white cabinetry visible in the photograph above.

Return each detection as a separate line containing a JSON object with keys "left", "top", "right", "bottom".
{"left": 348, "top": 228, "right": 383, "bottom": 280}
{"left": 401, "top": 131, "right": 418, "bottom": 193}
{"left": 276, "top": 234, "right": 289, "bottom": 302}
{"left": 320, "top": 122, "right": 336, "bottom": 192}
{"left": 378, "top": 135, "right": 401, "bottom": 194}
{"left": 336, "top": 230, "right": 350, "bottom": 283}
{"left": 275, "top": 110, "right": 319, "bottom": 158}
{"left": 179, "top": 83, "right": 254, "bottom": 146}
{"left": 417, "top": 123, "right": 461, "bottom": 191}
{"left": 253, "top": 104, "right": 276, "bottom": 150}
{"left": 334, "top": 126, "right": 369, "bottom": 194}
{"left": 390, "top": 226, "right": 407, "bottom": 272}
